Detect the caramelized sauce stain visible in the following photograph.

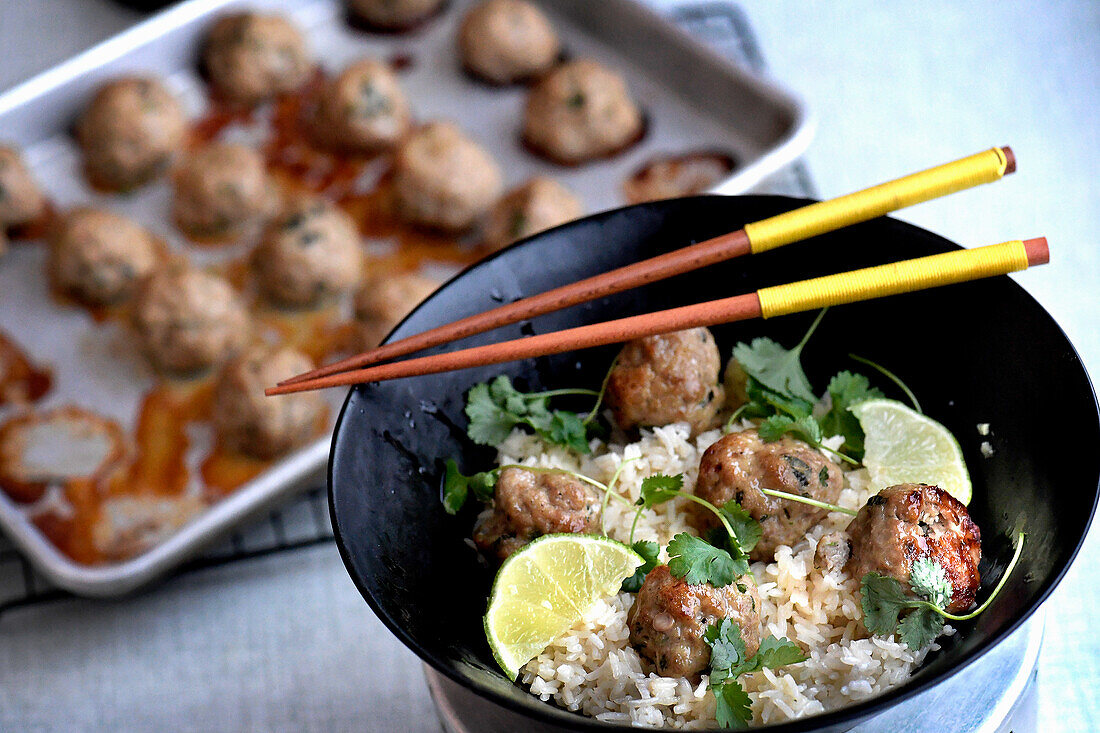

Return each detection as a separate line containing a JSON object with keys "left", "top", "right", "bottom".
{"left": 0, "top": 330, "right": 53, "bottom": 406}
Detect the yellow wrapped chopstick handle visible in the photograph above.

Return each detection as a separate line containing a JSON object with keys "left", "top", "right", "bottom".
{"left": 745, "top": 148, "right": 1012, "bottom": 254}
{"left": 757, "top": 240, "right": 1031, "bottom": 318}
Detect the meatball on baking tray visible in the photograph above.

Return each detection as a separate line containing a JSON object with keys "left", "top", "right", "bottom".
{"left": 0, "top": 0, "right": 808, "bottom": 594}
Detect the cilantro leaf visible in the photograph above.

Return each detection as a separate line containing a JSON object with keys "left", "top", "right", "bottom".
{"left": 704, "top": 619, "right": 749, "bottom": 685}
{"left": 464, "top": 376, "right": 531, "bottom": 445}
{"left": 705, "top": 620, "right": 806, "bottom": 728}
{"left": 745, "top": 377, "right": 815, "bottom": 420}
{"left": 859, "top": 572, "right": 913, "bottom": 636}
{"left": 898, "top": 606, "right": 944, "bottom": 650}
{"left": 542, "top": 410, "right": 589, "bottom": 453}
{"left": 441, "top": 459, "right": 499, "bottom": 514}
{"left": 733, "top": 337, "right": 816, "bottom": 403}
{"left": 637, "top": 473, "right": 685, "bottom": 509}
{"left": 758, "top": 414, "right": 822, "bottom": 445}
{"left": 736, "top": 636, "right": 808, "bottom": 675}
{"left": 713, "top": 681, "right": 753, "bottom": 729}
{"left": 819, "top": 371, "right": 883, "bottom": 460}
{"left": 719, "top": 500, "right": 763, "bottom": 553}
{"left": 621, "top": 540, "right": 661, "bottom": 593}
{"left": 909, "top": 557, "right": 953, "bottom": 609}
{"left": 666, "top": 533, "right": 739, "bottom": 587}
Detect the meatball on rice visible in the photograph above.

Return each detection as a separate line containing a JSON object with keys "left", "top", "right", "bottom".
{"left": 628, "top": 565, "right": 762, "bottom": 679}
{"left": 172, "top": 142, "right": 271, "bottom": 237}
{"left": 253, "top": 196, "right": 363, "bottom": 308}
{"left": 473, "top": 467, "right": 602, "bottom": 560}
{"left": 393, "top": 122, "right": 503, "bottom": 232}
{"left": 522, "top": 59, "right": 643, "bottom": 165}
{"left": 459, "top": 0, "right": 560, "bottom": 84}
{"left": 133, "top": 265, "right": 250, "bottom": 374}
{"left": 49, "top": 207, "right": 159, "bottom": 305}
{"left": 202, "top": 12, "right": 311, "bottom": 105}
{"left": 483, "top": 177, "right": 582, "bottom": 251}
{"left": 346, "top": 0, "right": 444, "bottom": 31}
{"left": 76, "top": 77, "right": 186, "bottom": 191}
{"left": 213, "top": 345, "right": 326, "bottom": 459}
{"left": 692, "top": 429, "right": 845, "bottom": 561}
{"left": 352, "top": 271, "right": 438, "bottom": 349}
{"left": 0, "top": 146, "right": 45, "bottom": 229}
{"left": 312, "top": 59, "right": 412, "bottom": 152}
{"left": 847, "top": 483, "right": 981, "bottom": 613}
{"left": 606, "top": 327, "right": 725, "bottom": 436}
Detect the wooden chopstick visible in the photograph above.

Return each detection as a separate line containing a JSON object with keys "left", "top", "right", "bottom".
{"left": 279, "top": 146, "right": 1016, "bottom": 386}
{"left": 266, "top": 237, "right": 1047, "bottom": 395}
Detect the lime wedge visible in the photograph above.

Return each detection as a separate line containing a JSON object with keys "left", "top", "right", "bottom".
{"left": 484, "top": 534, "right": 643, "bottom": 680}
{"left": 851, "top": 398, "right": 972, "bottom": 505}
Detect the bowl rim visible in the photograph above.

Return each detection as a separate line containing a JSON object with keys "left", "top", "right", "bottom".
{"left": 328, "top": 194, "right": 1100, "bottom": 731}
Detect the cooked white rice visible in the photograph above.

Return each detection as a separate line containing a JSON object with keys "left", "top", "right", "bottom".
{"left": 493, "top": 422, "right": 951, "bottom": 728}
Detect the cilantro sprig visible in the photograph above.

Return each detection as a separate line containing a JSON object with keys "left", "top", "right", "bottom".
{"left": 723, "top": 309, "right": 904, "bottom": 466}
{"left": 861, "top": 531, "right": 1026, "bottom": 649}
{"left": 441, "top": 462, "right": 635, "bottom": 515}
{"left": 623, "top": 474, "right": 761, "bottom": 589}
{"left": 704, "top": 619, "right": 807, "bottom": 728}
{"left": 465, "top": 375, "right": 598, "bottom": 452}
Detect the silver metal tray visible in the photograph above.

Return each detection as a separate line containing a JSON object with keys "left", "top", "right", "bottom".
{"left": 0, "top": 0, "right": 812, "bottom": 596}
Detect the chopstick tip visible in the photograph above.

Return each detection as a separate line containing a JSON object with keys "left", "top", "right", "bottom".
{"left": 1023, "top": 237, "right": 1049, "bottom": 266}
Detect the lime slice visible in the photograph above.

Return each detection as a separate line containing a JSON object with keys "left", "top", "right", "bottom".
{"left": 851, "top": 398, "right": 972, "bottom": 504}
{"left": 484, "top": 534, "right": 643, "bottom": 680}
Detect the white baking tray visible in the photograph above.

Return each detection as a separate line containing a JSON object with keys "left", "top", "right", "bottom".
{"left": 0, "top": 0, "right": 812, "bottom": 596}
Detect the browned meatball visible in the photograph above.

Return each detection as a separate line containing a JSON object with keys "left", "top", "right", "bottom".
{"left": 49, "top": 207, "right": 160, "bottom": 305}
{"left": 692, "top": 429, "right": 845, "bottom": 561}
{"left": 472, "top": 467, "right": 602, "bottom": 560}
{"left": 133, "top": 265, "right": 250, "bottom": 374}
{"left": 213, "top": 345, "right": 326, "bottom": 459}
{"left": 628, "top": 565, "right": 761, "bottom": 679}
{"left": 172, "top": 142, "right": 272, "bottom": 237}
{"left": 76, "top": 77, "right": 187, "bottom": 191}
{"left": 312, "top": 59, "right": 412, "bottom": 152}
{"left": 347, "top": 0, "right": 444, "bottom": 30}
{"left": 393, "top": 122, "right": 503, "bottom": 232}
{"left": 606, "top": 328, "right": 725, "bottom": 436}
{"left": 522, "top": 60, "right": 643, "bottom": 165}
{"left": 847, "top": 483, "right": 981, "bottom": 614}
{"left": 202, "top": 12, "right": 311, "bottom": 105}
{"left": 459, "top": 0, "right": 560, "bottom": 84}
{"left": 483, "top": 177, "right": 583, "bottom": 252}
{"left": 0, "top": 146, "right": 45, "bottom": 228}
{"left": 352, "top": 272, "right": 439, "bottom": 349}
{"left": 253, "top": 196, "right": 363, "bottom": 308}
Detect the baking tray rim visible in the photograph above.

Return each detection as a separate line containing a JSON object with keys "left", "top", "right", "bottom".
{"left": 0, "top": 0, "right": 814, "bottom": 596}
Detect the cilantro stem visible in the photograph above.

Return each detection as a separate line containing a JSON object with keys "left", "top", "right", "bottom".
{"left": 628, "top": 489, "right": 737, "bottom": 546}
{"left": 818, "top": 442, "right": 859, "bottom": 466}
{"left": 583, "top": 356, "right": 618, "bottom": 426}
{"left": 795, "top": 307, "right": 829, "bottom": 352}
{"left": 722, "top": 403, "right": 751, "bottom": 434}
{"left": 600, "top": 457, "right": 639, "bottom": 535}
{"left": 926, "top": 531, "right": 1025, "bottom": 621}
{"left": 760, "top": 488, "right": 857, "bottom": 516}
{"left": 849, "top": 353, "right": 922, "bottom": 413}
{"left": 497, "top": 464, "right": 635, "bottom": 509}
{"left": 530, "top": 388, "right": 600, "bottom": 399}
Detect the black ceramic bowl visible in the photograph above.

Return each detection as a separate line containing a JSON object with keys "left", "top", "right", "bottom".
{"left": 330, "top": 195, "right": 1100, "bottom": 732}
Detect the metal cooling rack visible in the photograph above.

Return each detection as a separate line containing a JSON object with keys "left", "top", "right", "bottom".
{"left": 0, "top": 0, "right": 814, "bottom": 617}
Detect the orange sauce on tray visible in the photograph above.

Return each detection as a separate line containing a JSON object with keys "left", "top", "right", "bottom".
{"left": 2, "top": 68, "right": 491, "bottom": 565}
{"left": 0, "top": 331, "right": 52, "bottom": 406}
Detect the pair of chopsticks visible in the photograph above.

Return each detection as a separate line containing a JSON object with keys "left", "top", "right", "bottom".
{"left": 269, "top": 146, "right": 1046, "bottom": 396}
